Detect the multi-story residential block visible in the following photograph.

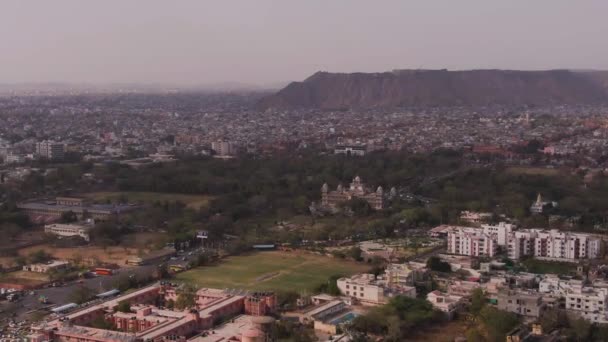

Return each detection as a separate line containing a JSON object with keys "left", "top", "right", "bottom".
{"left": 211, "top": 140, "right": 237, "bottom": 156}
{"left": 4, "top": 152, "right": 25, "bottom": 164}
{"left": 537, "top": 276, "right": 608, "bottom": 322}
{"left": 481, "top": 222, "right": 515, "bottom": 246}
{"left": 507, "top": 229, "right": 601, "bottom": 261}
{"left": 337, "top": 274, "right": 385, "bottom": 305}
{"left": 507, "top": 230, "right": 535, "bottom": 260}
{"left": 36, "top": 140, "right": 65, "bottom": 161}
{"left": 564, "top": 283, "right": 608, "bottom": 323}
{"left": 447, "top": 226, "right": 497, "bottom": 257}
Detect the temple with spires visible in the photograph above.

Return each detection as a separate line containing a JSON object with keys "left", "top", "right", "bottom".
{"left": 320, "top": 176, "right": 389, "bottom": 211}
{"left": 530, "top": 193, "right": 557, "bottom": 214}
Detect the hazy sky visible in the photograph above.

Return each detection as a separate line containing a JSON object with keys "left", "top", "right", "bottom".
{"left": 1, "top": 1, "right": 607, "bottom": 86}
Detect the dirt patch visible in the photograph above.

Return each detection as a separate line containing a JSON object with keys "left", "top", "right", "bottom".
{"left": 409, "top": 318, "right": 470, "bottom": 342}
{"left": 17, "top": 244, "right": 141, "bottom": 266}
{"left": 255, "top": 272, "right": 281, "bottom": 283}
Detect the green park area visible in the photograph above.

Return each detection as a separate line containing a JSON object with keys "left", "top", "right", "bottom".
{"left": 522, "top": 258, "right": 577, "bottom": 275}
{"left": 505, "top": 166, "right": 561, "bottom": 177}
{"left": 175, "top": 251, "right": 370, "bottom": 293}
{"left": 85, "top": 191, "right": 212, "bottom": 209}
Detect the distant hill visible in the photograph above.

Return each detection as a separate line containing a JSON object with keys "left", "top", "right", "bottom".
{"left": 257, "top": 69, "right": 608, "bottom": 110}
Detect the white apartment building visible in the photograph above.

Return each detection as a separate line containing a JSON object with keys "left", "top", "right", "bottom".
{"left": 481, "top": 222, "right": 515, "bottom": 246}
{"left": 565, "top": 283, "right": 608, "bottom": 323}
{"left": 507, "top": 230, "right": 535, "bottom": 260}
{"left": 447, "top": 226, "right": 497, "bottom": 257}
{"left": 44, "top": 221, "right": 93, "bottom": 242}
{"left": 211, "top": 140, "right": 236, "bottom": 156}
{"left": 337, "top": 274, "right": 385, "bottom": 305}
{"left": 337, "top": 274, "right": 415, "bottom": 305}
{"left": 36, "top": 140, "right": 65, "bottom": 161}
{"left": 507, "top": 229, "right": 601, "bottom": 261}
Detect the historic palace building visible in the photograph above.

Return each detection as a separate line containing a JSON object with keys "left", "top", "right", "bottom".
{"left": 321, "top": 176, "right": 386, "bottom": 211}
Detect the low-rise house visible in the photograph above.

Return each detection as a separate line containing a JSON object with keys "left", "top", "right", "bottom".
{"left": 384, "top": 262, "right": 427, "bottom": 287}
{"left": 483, "top": 277, "right": 508, "bottom": 296}
{"left": 564, "top": 282, "right": 608, "bottom": 323}
{"left": 426, "top": 290, "right": 464, "bottom": 319}
{"left": 23, "top": 260, "right": 70, "bottom": 273}
{"left": 496, "top": 290, "right": 545, "bottom": 318}
{"left": 447, "top": 280, "right": 481, "bottom": 297}
{"left": 459, "top": 211, "right": 492, "bottom": 225}
{"left": 337, "top": 273, "right": 415, "bottom": 305}
{"left": 438, "top": 254, "right": 479, "bottom": 271}
{"left": 359, "top": 241, "right": 394, "bottom": 262}
{"left": 301, "top": 300, "right": 346, "bottom": 324}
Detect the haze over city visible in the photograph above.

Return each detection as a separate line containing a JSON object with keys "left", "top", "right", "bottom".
{"left": 1, "top": 0, "right": 608, "bottom": 86}
{"left": 6, "top": 2, "right": 608, "bottom": 342}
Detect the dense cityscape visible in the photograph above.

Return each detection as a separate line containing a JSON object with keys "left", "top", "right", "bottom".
{"left": 3, "top": 1, "right": 608, "bottom": 342}
{"left": 2, "top": 87, "right": 608, "bottom": 342}
{"left": 3, "top": 93, "right": 608, "bottom": 168}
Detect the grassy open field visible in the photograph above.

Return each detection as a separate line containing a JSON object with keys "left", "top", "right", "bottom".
{"left": 85, "top": 192, "right": 212, "bottom": 209}
{"left": 506, "top": 167, "right": 561, "bottom": 176}
{"left": 522, "top": 258, "right": 577, "bottom": 275}
{"left": 175, "top": 251, "right": 370, "bottom": 293}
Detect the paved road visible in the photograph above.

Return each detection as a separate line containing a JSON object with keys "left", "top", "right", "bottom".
{"left": 408, "top": 245, "right": 446, "bottom": 263}
{"left": 0, "top": 264, "right": 157, "bottom": 323}
{"left": 0, "top": 246, "right": 210, "bottom": 325}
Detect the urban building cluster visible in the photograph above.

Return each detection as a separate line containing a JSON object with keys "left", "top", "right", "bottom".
{"left": 446, "top": 223, "right": 602, "bottom": 262}
{"left": 17, "top": 196, "right": 139, "bottom": 224}
{"left": 331, "top": 261, "right": 432, "bottom": 307}
{"left": 29, "top": 283, "right": 277, "bottom": 342}
{"left": 3, "top": 93, "right": 608, "bottom": 169}
{"left": 421, "top": 210, "right": 608, "bottom": 329}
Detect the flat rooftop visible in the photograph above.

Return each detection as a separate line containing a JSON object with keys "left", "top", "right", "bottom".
{"left": 57, "top": 325, "right": 137, "bottom": 342}
{"left": 305, "top": 300, "right": 344, "bottom": 318}
{"left": 188, "top": 315, "right": 256, "bottom": 342}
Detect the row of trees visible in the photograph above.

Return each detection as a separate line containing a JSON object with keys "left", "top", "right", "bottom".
{"left": 349, "top": 296, "right": 442, "bottom": 341}
{"left": 8, "top": 146, "right": 607, "bottom": 249}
